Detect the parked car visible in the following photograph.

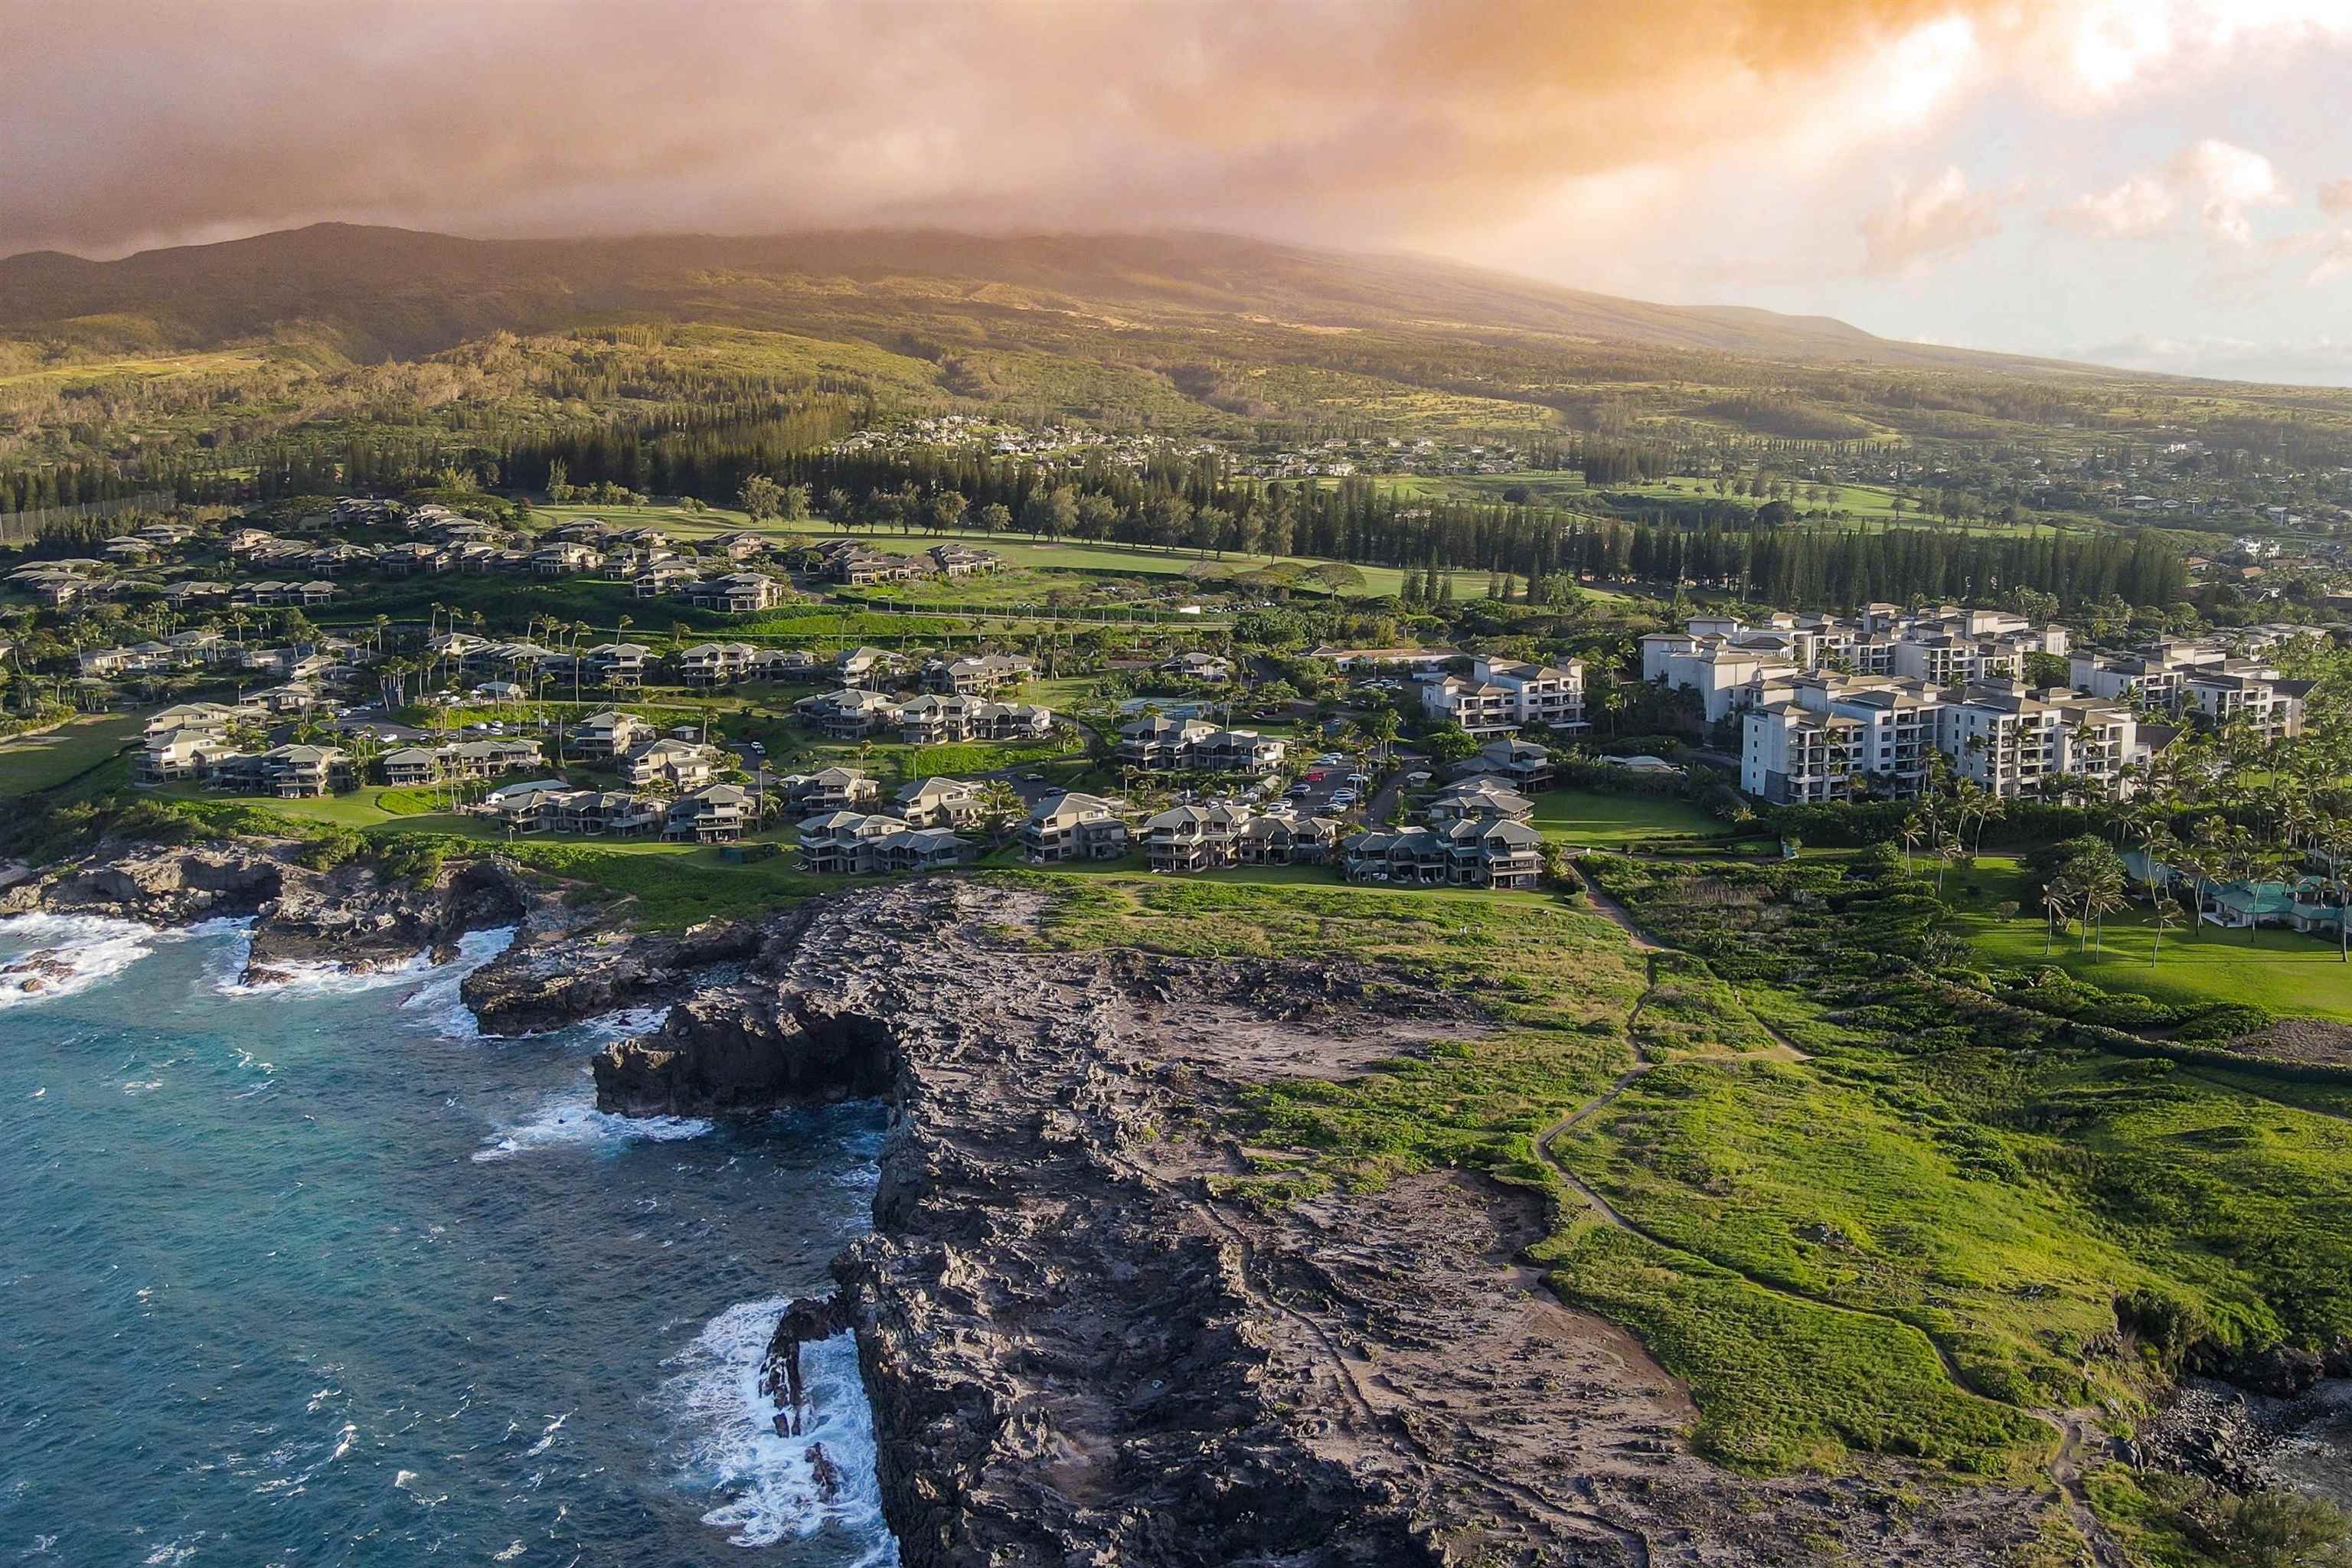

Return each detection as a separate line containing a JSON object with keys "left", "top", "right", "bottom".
{"left": 1331, "top": 789, "right": 1358, "bottom": 806}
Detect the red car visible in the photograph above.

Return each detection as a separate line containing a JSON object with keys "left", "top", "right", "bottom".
{"left": 1302, "top": 769, "right": 1327, "bottom": 782}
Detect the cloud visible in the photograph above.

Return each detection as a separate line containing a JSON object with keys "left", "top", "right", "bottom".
{"left": 0, "top": 0, "right": 2336, "bottom": 265}
{"left": 0, "top": 0, "right": 2020, "bottom": 260}
{"left": 2052, "top": 139, "right": 2287, "bottom": 247}
{"left": 2056, "top": 174, "right": 2178, "bottom": 239}
{"left": 1860, "top": 168, "right": 2004, "bottom": 274}
{"left": 2321, "top": 179, "right": 2352, "bottom": 214}
{"left": 2172, "top": 139, "right": 2289, "bottom": 244}
{"left": 2077, "top": 329, "right": 2352, "bottom": 385}
{"left": 2312, "top": 231, "right": 2352, "bottom": 285}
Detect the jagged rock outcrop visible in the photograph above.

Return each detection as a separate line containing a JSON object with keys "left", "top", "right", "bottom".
{"left": 459, "top": 914, "right": 768, "bottom": 1036}
{"left": 2, "top": 841, "right": 530, "bottom": 978}
{"left": 5, "top": 842, "right": 286, "bottom": 922}
{"left": 595, "top": 991, "right": 901, "bottom": 1115}
{"left": 595, "top": 878, "right": 2060, "bottom": 1567}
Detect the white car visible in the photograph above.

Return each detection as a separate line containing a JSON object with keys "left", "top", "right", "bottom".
{"left": 1331, "top": 789, "right": 1358, "bottom": 806}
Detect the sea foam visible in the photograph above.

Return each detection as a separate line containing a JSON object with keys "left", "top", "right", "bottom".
{"left": 661, "top": 1296, "right": 896, "bottom": 1562}
{"left": 0, "top": 913, "right": 176, "bottom": 1008}
{"left": 471, "top": 1084, "right": 711, "bottom": 1163}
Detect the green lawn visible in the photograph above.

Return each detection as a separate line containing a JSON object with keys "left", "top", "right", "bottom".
{"left": 1946, "top": 855, "right": 2352, "bottom": 1023}
{"left": 0, "top": 713, "right": 143, "bottom": 798}
{"left": 532, "top": 501, "right": 1418, "bottom": 599}
{"left": 1530, "top": 787, "right": 1726, "bottom": 847}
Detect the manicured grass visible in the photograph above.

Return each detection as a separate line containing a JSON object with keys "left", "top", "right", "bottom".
{"left": 0, "top": 714, "right": 144, "bottom": 798}
{"left": 1529, "top": 787, "right": 1726, "bottom": 847}
{"left": 532, "top": 502, "right": 1419, "bottom": 598}
{"left": 1946, "top": 855, "right": 2352, "bottom": 1023}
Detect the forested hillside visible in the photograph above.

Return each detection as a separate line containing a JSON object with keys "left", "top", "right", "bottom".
{"left": 4, "top": 225, "right": 2349, "bottom": 600}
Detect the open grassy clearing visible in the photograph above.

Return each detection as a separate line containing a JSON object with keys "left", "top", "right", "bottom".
{"left": 0, "top": 348, "right": 277, "bottom": 390}
{"left": 1587, "top": 856, "right": 2352, "bottom": 1393}
{"left": 533, "top": 501, "right": 1419, "bottom": 599}
{"left": 1022, "top": 871, "right": 2050, "bottom": 1476}
{"left": 0, "top": 714, "right": 143, "bottom": 798}
{"left": 1945, "top": 854, "right": 2352, "bottom": 1023}
{"left": 1530, "top": 787, "right": 1726, "bottom": 846}
{"left": 1119, "top": 851, "right": 2352, "bottom": 1485}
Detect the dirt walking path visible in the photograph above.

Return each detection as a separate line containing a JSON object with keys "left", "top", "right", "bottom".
{"left": 1549, "top": 857, "right": 2129, "bottom": 1568}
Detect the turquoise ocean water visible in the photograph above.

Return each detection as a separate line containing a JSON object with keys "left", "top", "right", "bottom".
{"left": 0, "top": 912, "right": 898, "bottom": 1566}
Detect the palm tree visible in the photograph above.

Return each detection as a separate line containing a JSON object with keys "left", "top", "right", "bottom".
{"left": 2146, "top": 890, "right": 2184, "bottom": 966}
{"left": 2043, "top": 874, "right": 2079, "bottom": 956}
{"left": 1898, "top": 809, "right": 1927, "bottom": 877}
{"left": 2081, "top": 867, "right": 2126, "bottom": 954}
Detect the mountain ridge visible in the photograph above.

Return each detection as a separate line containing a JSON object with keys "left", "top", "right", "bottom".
{"left": 0, "top": 221, "right": 2090, "bottom": 376}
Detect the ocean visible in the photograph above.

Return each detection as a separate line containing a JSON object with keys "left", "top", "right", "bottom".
{"left": 0, "top": 913, "right": 899, "bottom": 1567}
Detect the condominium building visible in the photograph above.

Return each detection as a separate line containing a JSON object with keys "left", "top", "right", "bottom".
{"left": 1740, "top": 704, "right": 1861, "bottom": 805}
{"left": 1021, "top": 792, "right": 1130, "bottom": 862}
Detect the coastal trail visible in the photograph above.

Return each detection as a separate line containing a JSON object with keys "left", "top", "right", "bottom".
{"left": 1545, "top": 858, "right": 2130, "bottom": 1568}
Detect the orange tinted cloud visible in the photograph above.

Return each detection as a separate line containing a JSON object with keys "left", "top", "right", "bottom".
{"left": 0, "top": 0, "right": 2340, "bottom": 265}
{"left": 0, "top": 0, "right": 2007, "bottom": 258}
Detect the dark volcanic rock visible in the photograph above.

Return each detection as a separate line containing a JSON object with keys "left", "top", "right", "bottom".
{"left": 460, "top": 915, "right": 766, "bottom": 1037}
{"left": 0, "top": 949, "right": 76, "bottom": 992}
{"left": 5, "top": 842, "right": 530, "bottom": 980}
{"left": 594, "top": 991, "right": 899, "bottom": 1115}
{"left": 595, "top": 878, "right": 2060, "bottom": 1568}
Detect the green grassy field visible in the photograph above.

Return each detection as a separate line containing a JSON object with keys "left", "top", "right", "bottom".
{"left": 1530, "top": 787, "right": 1726, "bottom": 846}
{"left": 1946, "top": 855, "right": 2352, "bottom": 1022}
{"left": 532, "top": 501, "right": 1421, "bottom": 599}
{"left": 0, "top": 714, "right": 143, "bottom": 798}
{"left": 1029, "top": 872, "right": 2050, "bottom": 1476}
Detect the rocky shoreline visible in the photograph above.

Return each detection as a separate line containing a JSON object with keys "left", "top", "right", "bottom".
{"left": 0, "top": 840, "right": 531, "bottom": 983}
{"left": 8, "top": 842, "right": 2340, "bottom": 1563}
{"left": 562, "top": 877, "right": 2065, "bottom": 1566}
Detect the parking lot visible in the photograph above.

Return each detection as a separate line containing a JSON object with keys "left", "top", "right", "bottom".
{"left": 1281, "top": 751, "right": 1377, "bottom": 818}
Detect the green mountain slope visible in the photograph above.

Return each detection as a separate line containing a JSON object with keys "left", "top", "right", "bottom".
{"left": 0, "top": 223, "right": 2065, "bottom": 372}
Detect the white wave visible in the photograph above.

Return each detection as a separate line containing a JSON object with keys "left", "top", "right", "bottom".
{"left": 567, "top": 1002, "right": 674, "bottom": 1044}
{"left": 226, "top": 948, "right": 435, "bottom": 998}
{"left": 524, "top": 1410, "right": 570, "bottom": 1457}
{"left": 396, "top": 926, "right": 518, "bottom": 1039}
{"left": 661, "top": 1297, "right": 895, "bottom": 1562}
{"left": 470, "top": 1086, "right": 710, "bottom": 1163}
{"left": 0, "top": 913, "right": 166, "bottom": 1008}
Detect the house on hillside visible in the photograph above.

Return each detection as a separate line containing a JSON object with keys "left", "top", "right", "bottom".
{"left": 1021, "top": 792, "right": 1129, "bottom": 863}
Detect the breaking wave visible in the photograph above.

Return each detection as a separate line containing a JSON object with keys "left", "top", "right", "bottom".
{"left": 0, "top": 913, "right": 211, "bottom": 1008}
{"left": 660, "top": 1297, "right": 895, "bottom": 1563}
{"left": 471, "top": 1085, "right": 711, "bottom": 1163}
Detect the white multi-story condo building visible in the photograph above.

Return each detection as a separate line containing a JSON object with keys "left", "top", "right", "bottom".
{"left": 1419, "top": 655, "right": 1586, "bottom": 735}
{"left": 1740, "top": 703, "right": 1861, "bottom": 804}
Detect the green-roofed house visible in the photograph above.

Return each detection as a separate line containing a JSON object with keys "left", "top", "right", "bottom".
{"left": 2200, "top": 876, "right": 2342, "bottom": 933}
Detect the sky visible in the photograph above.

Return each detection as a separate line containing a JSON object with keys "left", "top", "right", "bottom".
{"left": 5, "top": 0, "right": 2351, "bottom": 385}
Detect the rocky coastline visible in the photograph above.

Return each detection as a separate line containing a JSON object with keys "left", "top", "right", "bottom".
{"left": 568, "top": 877, "right": 2071, "bottom": 1566}
{"left": 0, "top": 839, "right": 531, "bottom": 984}
{"left": 9, "top": 841, "right": 2341, "bottom": 1562}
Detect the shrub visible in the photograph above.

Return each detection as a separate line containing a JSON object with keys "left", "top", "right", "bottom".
{"left": 296, "top": 828, "right": 367, "bottom": 871}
